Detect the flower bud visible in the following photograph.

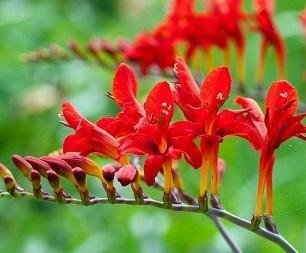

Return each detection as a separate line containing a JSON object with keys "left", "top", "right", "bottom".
{"left": 30, "top": 170, "right": 45, "bottom": 199}
{"left": 117, "top": 164, "right": 138, "bottom": 186}
{"left": 102, "top": 164, "right": 116, "bottom": 182}
{"left": 12, "top": 155, "right": 33, "bottom": 179}
{"left": 68, "top": 40, "right": 85, "bottom": 59}
{"left": 72, "top": 167, "right": 86, "bottom": 191}
{"left": 30, "top": 170, "right": 41, "bottom": 190}
{"left": 47, "top": 170, "right": 61, "bottom": 193}
{"left": 59, "top": 153, "right": 104, "bottom": 183}
{"left": 41, "top": 156, "right": 77, "bottom": 186}
{"left": 24, "top": 156, "right": 52, "bottom": 177}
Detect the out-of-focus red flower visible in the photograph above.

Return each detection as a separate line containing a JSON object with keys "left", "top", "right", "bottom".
{"left": 123, "top": 32, "right": 176, "bottom": 74}
{"left": 236, "top": 81, "right": 305, "bottom": 221}
{"left": 207, "top": 0, "right": 246, "bottom": 87}
{"left": 253, "top": 0, "right": 286, "bottom": 83}
{"left": 173, "top": 57, "right": 262, "bottom": 206}
{"left": 119, "top": 81, "right": 201, "bottom": 192}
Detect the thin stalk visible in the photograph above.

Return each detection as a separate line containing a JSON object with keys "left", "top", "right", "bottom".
{"left": 0, "top": 191, "right": 298, "bottom": 253}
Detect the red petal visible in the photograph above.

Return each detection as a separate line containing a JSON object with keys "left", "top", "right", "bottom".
{"left": 235, "top": 96, "right": 267, "bottom": 140}
{"left": 63, "top": 120, "right": 119, "bottom": 159}
{"left": 119, "top": 133, "right": 157, "bottom": 155}
{"left": 216, "top": 109, "right": 264, "bottom": 149}
{"left": 272, "top": 113, "right": 306, "bottom": 148}
{"left": 118, "top": 102, "right": 145, "bottom": 128}
{"left": 112, "top": 63, "right": 138, "bottom": 106}
{"left": 61, "top": 102, "right": 86, "bottom": 129}
{"left": 144, "top": 81, "right": 173, "bottom": 128}
{"left": 254, "top": 0, "right": 274, "bottom": 14}
{"left": 200, "top": 66, "right": 231, "bottom": 110}
{"left": 169, "top": 0, "right": 195, "bottom": 19}
{"left": 96, "top": 117, "right": 122, "bottom": 135}
{"left": 144, "top": 155, "right": 165, "bottom": 186}
{"left": 171, "top": 137, "right": 202, "bottom": 168}
{"left": 265, "top": 81, "right": 298, "bottom": 122}
{"left": 117, "top": 164, "right": 138, "bottom": 186}
{"left": 173, "top": 56, "right": 201, "bottom": 108}
{"left": 168, "top": 120, "right": 201, "bottom": 139}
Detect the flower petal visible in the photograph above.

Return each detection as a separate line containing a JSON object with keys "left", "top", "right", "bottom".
{"left": 265, "top": 81, "right": 298, "bottom": 116}
{"left": 200, "top": 66, "right": 231, "bottom": 110}
{"left": 61, "top": 102, "right": 86, "bottom": 130}
{"left": 235, "top": 96, "right": 267, "bottom": 141}
{"left": 171, "top": 137, "right": 202, "bottom": 168}
{"left": 173, "top": 56, "right": 201, "bottom": 107}
{"left": 112, "top": 63, "right": 138, "bottom": 106}
{"left": 144, "top": 155, "right": 165, "bottom": 186}
{"left": 144, "top": 81, "right": 174, "bottom": 128}
{"left": 119, "top": 133, "right": 157, "bottom": 155}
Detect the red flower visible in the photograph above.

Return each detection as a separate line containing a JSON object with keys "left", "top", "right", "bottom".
{"left": 96, "top": 63, "right": 145, "bottom": 138}
{"left": 253, "top": 0, "right": 286, "bottom": 84}
{"left": 236, "top": 81, "right": 305, "bottom": 221}
{"left": 173, "top": 57, "right": 262, "bottom": 205}
{"left": 123, "top": 32, "right": 176, "bottom": 74}
{"left": 61, "top": 102, "right": 128, "bottom": 164}
{"left": 207, "top": 0, "right": 246, "bottom": 89}
{"left": 119, "top": 81, "right": 201, "bottom": 193}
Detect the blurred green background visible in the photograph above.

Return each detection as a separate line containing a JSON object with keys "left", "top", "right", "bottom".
{"left": 0, "top": 0, "right": 305, "bottom": 252}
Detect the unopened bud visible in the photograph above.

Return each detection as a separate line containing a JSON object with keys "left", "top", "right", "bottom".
{"left": 102, "top": 164, "right": 116, "bottom": 182}
{"left": 117, "top": 164, "right": 138, "bottom": 186}
{"left": 47, "top": 170, "right": 61, "bottom": 193}
{"left": 68, "top": 40, "right": 84, "bottom": 59}
{"left": 59, "top": 153, "right": 104, "bottom": 182}
{"left": 24, "top": 156, "right": 52, "bottom": 177}
{"left": 41, "top": 156, "right": 77, "bottom": 186}
{"left": 72, "top": 167, "right": 86, "bottom": 191}
{"left": 4, "top": 176, "right": 15, "bottom": 192}
{"left": 30, "top": 170, "right": 41, "bottom": 190}
{"left": 88, "top": 39, "right": 101, "bottom": 54}
{"left": 12, "top": 155, "right": 33, "bottom": 179}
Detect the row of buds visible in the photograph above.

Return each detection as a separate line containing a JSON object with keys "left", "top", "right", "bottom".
{"left": 2, "top": 153, "right": 146, "bottom": 205}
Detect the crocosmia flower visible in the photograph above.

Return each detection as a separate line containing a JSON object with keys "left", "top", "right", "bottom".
{"left": 173, "top": 57, "right": 262, "bottom": 208}
{"left": 119, "top": 81, "right": 202, "bottom": 201}
{"left": 236, "top": 81, "right": 305, "bottom": 230}
{"left": 253, "top": 0, "right": 286, "bottom": 86}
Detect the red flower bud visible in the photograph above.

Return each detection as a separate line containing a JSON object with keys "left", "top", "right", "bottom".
{"left": 102, "top": 164, "right": 116, "bottom": 182}
{"left": 12, "top": 155, "right": 33, "bottom": 179}
{"left": 117, "top": 164, "right": 138, "bottom": 186}
{"left": 47, "top": 170, "right": 61, "bottom": 192}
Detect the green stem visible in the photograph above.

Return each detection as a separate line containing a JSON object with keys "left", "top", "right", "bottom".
{"left": 0, "top": 191, "right": 298, "bottom": 253}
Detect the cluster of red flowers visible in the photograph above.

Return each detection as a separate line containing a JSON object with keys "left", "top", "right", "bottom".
{"left": 36, "top": 56, "right": 303, "bottom": 230}
{"left": 117, "top": 0, "right": 286, "bottom": 90}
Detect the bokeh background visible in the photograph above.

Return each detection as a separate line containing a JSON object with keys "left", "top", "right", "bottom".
{"left": 0, "top": 0, "right": 305, "bottom": 252}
